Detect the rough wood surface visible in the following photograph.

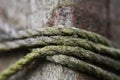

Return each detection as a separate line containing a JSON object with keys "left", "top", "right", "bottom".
{"left": 0, "top": 0, "right": 119, "bottom": 80}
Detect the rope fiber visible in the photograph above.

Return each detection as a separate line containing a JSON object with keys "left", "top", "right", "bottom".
{"left": 0, "top": 26, "right": 120, "bottom": 80}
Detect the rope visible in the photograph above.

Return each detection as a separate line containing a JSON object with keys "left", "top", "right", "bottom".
{"left": 0, "top": 26, "right": 120, "bottom": 80}
{"left": 1, "top": 26, "right": 113, "bottom": 47}
{"left": 0, "top": 36, "right": 120, "bottom": 60}
{"left": 47, "top": 54, "right": 120, "bottom": 80}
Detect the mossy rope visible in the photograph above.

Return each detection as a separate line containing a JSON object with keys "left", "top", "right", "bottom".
{"left": 0, "top": 26, "right": 120, "bottom": 80}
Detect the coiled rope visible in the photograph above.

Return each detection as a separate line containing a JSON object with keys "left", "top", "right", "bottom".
{"left": 0, "top": 26, "right": 120, "bottom": 80}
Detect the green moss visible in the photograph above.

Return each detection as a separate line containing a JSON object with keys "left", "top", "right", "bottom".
{"left": 1, "top": 26, "right": 113, "bottom": 47}
{"left": 0, "top": 46, "right": 120, "bottom": 80}
{"left": 0, "top": 27, "right": 119, "bottom": 80}
{"left": 47, "top": 55, "right": 120, "bottom": 80}
{"left": 0, "top": 36, "right": 119, "bottom": 60}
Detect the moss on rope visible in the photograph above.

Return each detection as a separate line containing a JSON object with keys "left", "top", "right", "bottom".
{"left": 0, "top": 46, "right": 120, "bottom": 80}
{"left": 33, "top": 46, "right": 120, "bottom": 72}
{"left": 0, "top": 26, "right": 120, "bottom": 80}
{"left": 47, "top": 55, "right": 120, "bottom": 80}
{"left": 0, "top": 36, "right": 120, "bottom": 60}
{"left": 2, "top": 26, "right": 113, "bottom": 47}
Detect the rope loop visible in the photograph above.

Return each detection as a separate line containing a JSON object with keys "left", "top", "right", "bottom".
{"left": 0, "top": 26, "right": 120, "bottom": 80}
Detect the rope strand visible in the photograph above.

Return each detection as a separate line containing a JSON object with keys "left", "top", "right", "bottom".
{"left": 0, "top": 27, "right": 119, "bottom": 80}
{"left": 47, "top": 55, "right": 120, "bottom": 80}
{"left": 0, "top": 36, "right": 120, "bottom": 60}
{"left": 1, "top": 26, "right": 113, "bottom": 47}
{"left": 0, "top": 46, "right": 120, "bottom": 80}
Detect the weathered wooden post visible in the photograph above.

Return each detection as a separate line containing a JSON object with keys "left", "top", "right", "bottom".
{"left": 0, "top": 0, "right": 119, "bottom": 80}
